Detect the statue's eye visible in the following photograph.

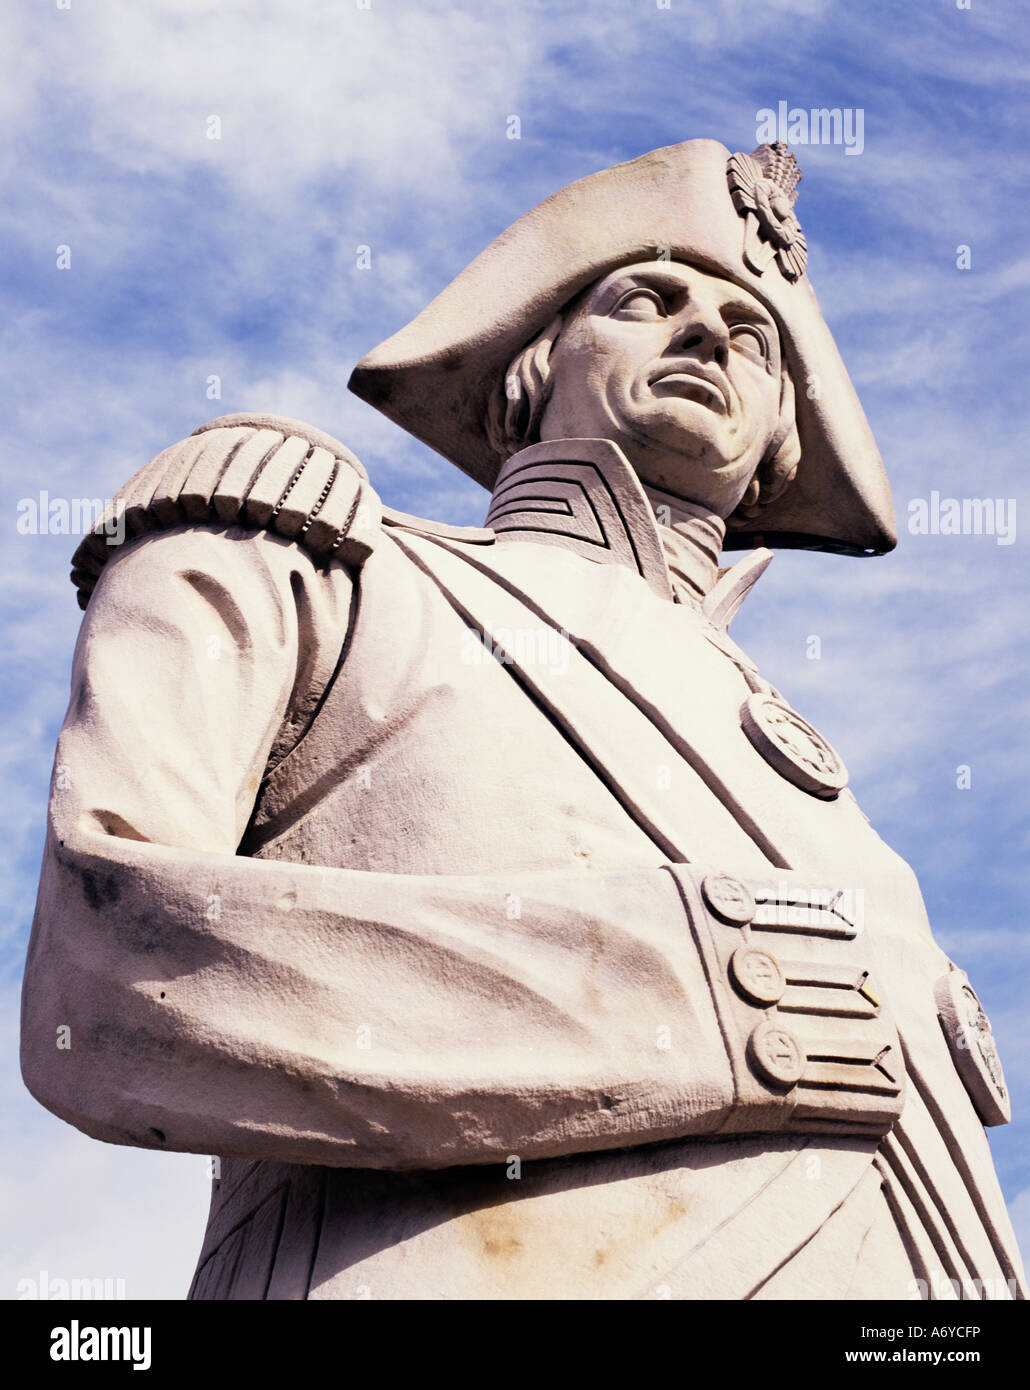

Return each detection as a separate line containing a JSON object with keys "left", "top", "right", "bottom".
{"left": 729, "top": 323, "right": 772, "bottom": 366}
{"left": 610, "top": 289, "right": 667, "bottom": 321}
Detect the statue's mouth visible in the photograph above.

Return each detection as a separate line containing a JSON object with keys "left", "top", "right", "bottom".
{"left": 649, "top": 366, "right": 729, "bottom": 415}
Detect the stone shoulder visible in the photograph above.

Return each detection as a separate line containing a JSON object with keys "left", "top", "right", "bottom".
{"left": 70, "top": 413, "right": 382, "bottom": 610}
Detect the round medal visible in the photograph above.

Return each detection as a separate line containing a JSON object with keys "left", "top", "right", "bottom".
{"left": 740, "top": 692, "right": 848, "bottom": 798}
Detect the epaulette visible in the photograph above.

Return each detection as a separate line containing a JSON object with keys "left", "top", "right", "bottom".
{"left": 70, "top": 414, "right": 383, "bottom": 611}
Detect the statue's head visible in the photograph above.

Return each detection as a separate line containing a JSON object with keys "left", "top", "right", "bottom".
{"left": 350, "top": 137, "right": 896, "bottom": 556}
{"left": 487, "top": 259, "right": 800, "bottom": 524}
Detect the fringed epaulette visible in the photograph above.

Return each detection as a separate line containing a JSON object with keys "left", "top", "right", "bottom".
{"left": 70, "top": 414, "right": 382, "bottom": 611}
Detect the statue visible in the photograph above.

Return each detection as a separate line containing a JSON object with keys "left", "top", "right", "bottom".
{"left": 21, "top": 138, "right": 1025, "bottom": 1300}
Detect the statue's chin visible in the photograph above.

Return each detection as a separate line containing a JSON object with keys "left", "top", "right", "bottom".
{"left": 616, "top": 435, "right": 753, "bottom": 519}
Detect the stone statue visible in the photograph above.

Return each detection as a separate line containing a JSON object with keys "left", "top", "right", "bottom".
{"left": 21, "top": 138, "right": 1025, "bottom": 1300}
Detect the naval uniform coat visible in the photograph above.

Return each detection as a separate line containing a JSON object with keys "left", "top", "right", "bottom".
{"left": 21, "top": 424, "right": 1026, "bottom": 1301}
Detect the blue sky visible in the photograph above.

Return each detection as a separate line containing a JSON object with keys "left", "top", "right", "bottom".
{"left": 3, "top": 0, "right": 1028, "bottom": 1297}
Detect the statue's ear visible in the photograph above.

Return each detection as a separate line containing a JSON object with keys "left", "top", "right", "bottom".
{"left": 730, "top": 363, "right": 801, "bottom": 524}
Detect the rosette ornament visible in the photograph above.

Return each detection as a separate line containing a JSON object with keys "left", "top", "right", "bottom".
{"left": 727, "top": 141, "right": 808, "bottom": 282}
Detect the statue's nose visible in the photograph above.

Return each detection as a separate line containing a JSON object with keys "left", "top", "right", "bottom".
{"left": 669, "top": 301, "right": 729, "bottom": 367}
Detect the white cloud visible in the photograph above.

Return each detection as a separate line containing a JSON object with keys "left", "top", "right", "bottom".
{"left": 0, "top": 1000, "right": 209, "bottom": 1300}
{"left": 1, "top": 1124, "right": 209, "bottom": 1301}
{"left": 2, "top": 2, "right": 542, "bottom": 205}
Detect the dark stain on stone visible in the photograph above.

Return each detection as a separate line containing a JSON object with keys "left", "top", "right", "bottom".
{"left": 81, "top": 868, "right": 102, "bottom": 911}
{"left": 81, "top": 867, "right": 121, "bottom": 912}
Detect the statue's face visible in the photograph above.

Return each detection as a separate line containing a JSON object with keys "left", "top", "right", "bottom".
{"left": 538, "top": 260, "right": 784, "bottom": 514}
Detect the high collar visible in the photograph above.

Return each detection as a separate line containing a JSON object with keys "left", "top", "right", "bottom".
{"left": 485, "top": 437, "right": 731, "bottom": 608}
{"left": 642, "top": 484, "right": 725, "bottom": 608}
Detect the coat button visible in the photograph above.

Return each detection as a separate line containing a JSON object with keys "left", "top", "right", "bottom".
{"left": 702, "top": 874, "right": 756, "bottom": 925}
{"left": 731, "top": 947, "right": 786, "bottom": 1005}
{"left": 750, "top": 1020, "right": 805, "bottom": 1086}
